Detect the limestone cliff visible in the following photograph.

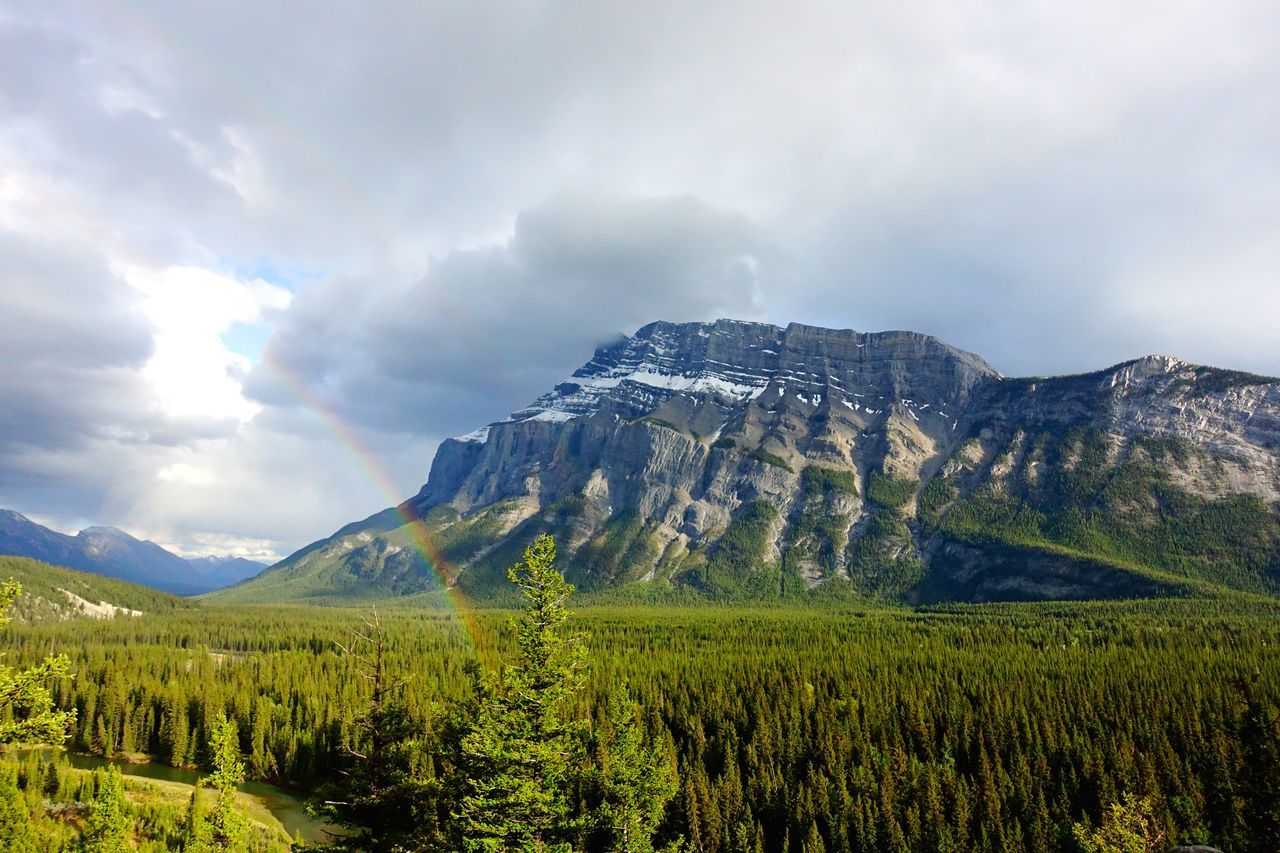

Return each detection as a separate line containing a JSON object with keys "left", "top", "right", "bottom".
{"left": 221, "top": 320, "right": 1280, "bottom": 604}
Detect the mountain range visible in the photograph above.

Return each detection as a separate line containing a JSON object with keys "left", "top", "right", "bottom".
{"left": 203, "top": 319, "right": 1276, "bottom": 604}
{"left": 0, "top": 510, "right": 266, "bottom": 595}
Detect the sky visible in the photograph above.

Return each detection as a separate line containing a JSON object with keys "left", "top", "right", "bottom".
{"left": 1, "top": 1, "right": 1277, "bottom": 561}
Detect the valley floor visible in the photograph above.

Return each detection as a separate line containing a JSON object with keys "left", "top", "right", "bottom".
{"left": 3, "top": 597, "right": 1278, "bottom": 850}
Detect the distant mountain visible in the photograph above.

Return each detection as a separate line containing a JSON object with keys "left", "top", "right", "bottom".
{"left": 0, "top": 511, "right": 266, "bottom": 595}
{"left": 184, "top": 555, "right": 270, "bottom": 588}
{"left": 213, "top": 319, "right": 1280, "bottom": 605}
{"left": 0, "top": 554, "right": 194, "bottom": 622}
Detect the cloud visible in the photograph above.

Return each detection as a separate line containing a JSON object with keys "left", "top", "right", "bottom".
{"left": 247, "top": 191, "right": 775, "bottom": 435}
{"left": 0, "top": 1, "right": 1276, "bottom": 557}
{"left": 118, "top": 263, "right": 291, "bottom": 423}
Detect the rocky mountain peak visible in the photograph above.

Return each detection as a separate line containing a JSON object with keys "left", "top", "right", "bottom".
{"left": 232, "top": 320, "right": 1279, "bottom": 606}
{"left": 455, "top": 319, "right": 1001, "bottom": 444}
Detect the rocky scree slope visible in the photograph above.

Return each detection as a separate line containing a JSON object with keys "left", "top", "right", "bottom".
{"left": 225, "top": 320, "right": 1280, "bottom": 604}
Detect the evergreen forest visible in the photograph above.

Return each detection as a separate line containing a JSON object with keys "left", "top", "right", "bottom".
{"left": 0, "top": 548, "right": 1277, "bottom": 851}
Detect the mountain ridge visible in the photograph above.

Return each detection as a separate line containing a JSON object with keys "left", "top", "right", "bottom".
{"left": 0, "top": 511, "right": 267, "bottom": 595}
{"left": 214, "top": 319, "right": 1280, "bottom": 605}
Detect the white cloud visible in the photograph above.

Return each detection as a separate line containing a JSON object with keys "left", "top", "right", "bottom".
{"left": 117, "top": 263, "right": 290, "bottom": 423}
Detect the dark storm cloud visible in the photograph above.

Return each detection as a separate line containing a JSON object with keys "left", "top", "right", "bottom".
{"left": 0, "top": 233, "right": 152, "bottom": 451}
{"left": 247, "top": 192, "right": 774, "bottom": 435}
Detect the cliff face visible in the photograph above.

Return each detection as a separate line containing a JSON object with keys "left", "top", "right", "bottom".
{"left": 225, "top": 320, "right": 1280, "bottom": 604}
{"left": 423, "top": 320, "right": 998, "bottom": 535}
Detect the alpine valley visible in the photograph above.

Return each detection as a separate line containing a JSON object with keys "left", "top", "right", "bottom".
{"left": 0, "top": 510, "right": 265, "bottom": 595}
{"left": 214, "top": 319, "right": 1280, "bottom": 605}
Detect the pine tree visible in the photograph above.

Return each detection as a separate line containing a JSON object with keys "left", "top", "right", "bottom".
{"left": 0, "top": 579, "right": 75, "bottom": 745}
{"left": 183, "top": 787, "right": 204, "bottom": 845}
{"left": 184, "top": 714, "right": 248, "bottom": 852}
{"left": 452, "top": 534, "right": 587, "bottom": 852}
{"left": 161, "top": 694, "right": 190, "bottom": 768}
{"left": 81, "top": 766, "right": 132, "bottom": 852}
{"left": 591, "top": 686, "right": 680, "bottom": 852}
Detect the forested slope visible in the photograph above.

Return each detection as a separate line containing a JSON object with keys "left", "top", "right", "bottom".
{"left": 0, "top": 555, "right": 195, "bottom": 621}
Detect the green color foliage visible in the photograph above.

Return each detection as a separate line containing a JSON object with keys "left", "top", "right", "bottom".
{"left": 695, "top": 502, "right": 782, "bottom": 598}
{"left": 2, "top": 593, "right": 1279, "bottom": 850}
{"left": 452, "top": 534, "right": 588, "bottom": 851}
{"left": 577, "top": 513, "right": 661, "bottom": 589}
{"left": 710, "top": 437, "right": 736, "bottom": 450}
{"left": 938, "top": 428, "right": 1280, "bottom": 595}
{"left": 311, "top": 613, "right": 441, "bottom": 852}
{"left": 1072, "top": 793, "right": 1165, "bottom": 853}
{"left": 185, "top": 715, "right": 248, "bottom": 852}
{"left": 916, "top": 477, "right": 957, "bottom": 530}
{"left": 801, "top": 465, "right": 859, "bottom": 497}
{"left": 1182, "top": 366, "right": 1278, "bottom": 394}
{"left": 0, "top": 556, "right": 193, "bottom": 622}
{"left": 844, "top": 512, "right": 924, "bottom": 599}
{"left": 0, "top": 764, "right": 37, "bottom": 852}
{"left": 748, "top": 448, "right": 794, "bottom": 473}
{"left": 866, "top": 471, "right": 915, "bottom": 510}
{"left": 586, "top": 687, "right": 680, "bottom": 853}
{"left": 0, "top": 578, "right": 75, "bottom": 745}
{"left": 81, "top": 766, "right": 132, "bottom": 852}
{"left": 0, "top": 749, "right": 291, "bottom": 851}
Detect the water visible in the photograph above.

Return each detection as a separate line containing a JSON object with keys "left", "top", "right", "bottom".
{"left": 20, "top": 750, "right": 332, "bottom": 843}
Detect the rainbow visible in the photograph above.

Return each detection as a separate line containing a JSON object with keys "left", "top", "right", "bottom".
{"left": 263, "top": 353, "right": 490, "bottom": 652}
{"left": 20, "top": 2, "right": 494, "bottom": 649}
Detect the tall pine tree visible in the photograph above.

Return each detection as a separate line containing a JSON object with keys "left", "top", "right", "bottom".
{"left": 81, "top": 766, "right": 132, "bottom": 852}
{"left": 184, "top": 714, "right": 248, "bottom": 852}
{"left": 452, "top": 534, "right": 587, "bottom": 852}
{"left": 589, "top": 687, "right": 680, "bottom": 853}
{"left": 313, "top": 610, "right": 441, "bottom": 852}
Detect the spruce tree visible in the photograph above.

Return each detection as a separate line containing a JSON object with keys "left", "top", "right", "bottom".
{"left": 184, "top": 714, "right": 248, "bottom": 852}
{"left": 452, "top": 534, "right": 587, "bottom": 852}
{"left": 81, "top": 766, "right": 132, "bottom": 852}
{"left": 0, "top": 764, "right": 37, "bottom": 852}
{"left": 590, "top": 687, "right": 679, "bottom": 852}
{"left": 314, "top": 611, "right": 441, "bottom": 851}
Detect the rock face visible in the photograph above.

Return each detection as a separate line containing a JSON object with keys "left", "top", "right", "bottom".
{"left": 425, "top": 320, "right": 997, "bottom": 533}
{"left": 227, "top": 320, "right": 1280, "bottom": 604}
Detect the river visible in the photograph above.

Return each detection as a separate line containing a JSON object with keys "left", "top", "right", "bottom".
{"left": 19, "top": 749, "right": 332, "bottom": 843}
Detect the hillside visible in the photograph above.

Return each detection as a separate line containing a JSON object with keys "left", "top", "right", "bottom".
{"left": 0, "top": 555, "right": 195, "bottom": 621}
{"left": 0, "top": 511, "right": 265, "bottom": 595}
{"left": 216, "top": 320, "right": 1280, "bottom": 605}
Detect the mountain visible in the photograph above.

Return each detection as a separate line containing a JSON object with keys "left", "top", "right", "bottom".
{"left": 0, "top": 511, "right": 266, "bottom": 595}
{"left": 185, "top": 555, "right": 270, "bottom": 586}
{"left": 216, "top": 319, "right": 1280, "bottom": 605}
{"left": 0, "top": 555, "right": 194, "bottom": 622}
